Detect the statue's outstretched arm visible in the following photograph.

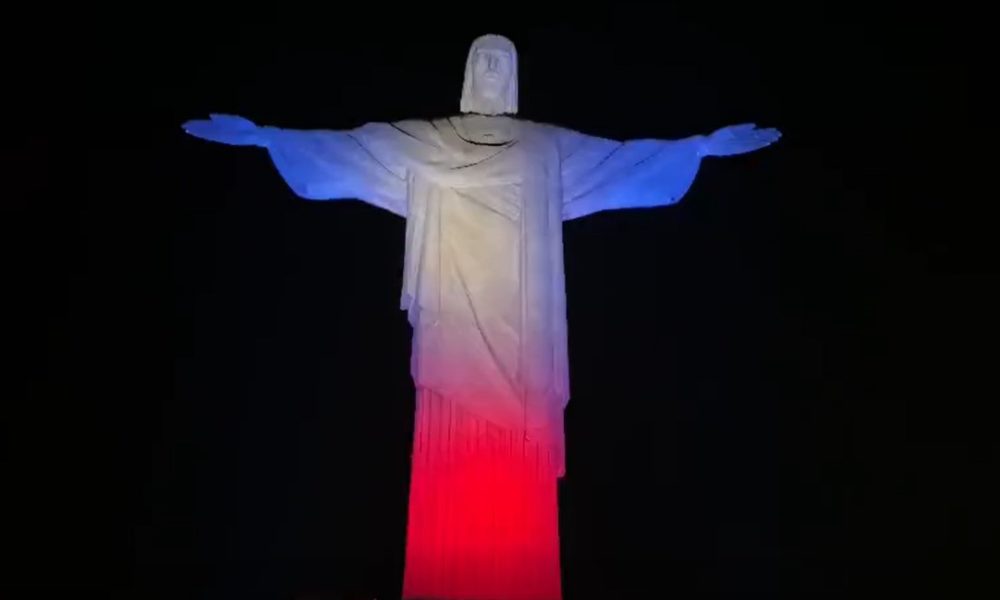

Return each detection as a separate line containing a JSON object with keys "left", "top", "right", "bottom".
{"left": 182, "top": 113, "right": 413, "bottom": 217}
{"left": 557, "top": 122, "right": 780, "bottom": 220}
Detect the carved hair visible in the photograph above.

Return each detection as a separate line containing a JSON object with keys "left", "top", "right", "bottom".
{"left": 460, "top": 34, "right": 518, "bottom": 115}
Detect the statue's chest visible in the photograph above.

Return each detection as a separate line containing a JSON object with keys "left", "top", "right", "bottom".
{"left": 446, "top": 118, "right": 556, "bottom": 175}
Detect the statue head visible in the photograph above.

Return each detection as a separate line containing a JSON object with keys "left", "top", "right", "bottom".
{"left": 460, "top": 34, "right": 518, "bottom": 116}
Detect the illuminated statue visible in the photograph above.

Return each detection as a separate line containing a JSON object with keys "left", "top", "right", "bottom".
{"left": 183, "top": 33, "right": 779, "bottom": 600}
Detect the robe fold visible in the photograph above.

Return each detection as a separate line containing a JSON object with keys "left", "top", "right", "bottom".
{"left": 263, "top": 115, "right": 703, "bottom": 599}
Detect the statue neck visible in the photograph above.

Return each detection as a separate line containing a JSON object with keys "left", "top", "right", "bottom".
{"left": 451, "top": 113, "right": 518, "bottom": 146}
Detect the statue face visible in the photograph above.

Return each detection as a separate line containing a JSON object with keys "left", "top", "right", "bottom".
{"left": 460, "top": 34, "right": 517, "bottom": 115}
{"left": 471, "top": 48, "right": 513, "bottom": 103}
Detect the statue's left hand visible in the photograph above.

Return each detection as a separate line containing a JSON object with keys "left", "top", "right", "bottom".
{"left": 701, "top": 123, "right": 781, "bottom": 157}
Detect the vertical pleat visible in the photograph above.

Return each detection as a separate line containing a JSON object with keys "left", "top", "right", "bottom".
{"left": 402, "top": 389, "right": 563, "bottom": 600}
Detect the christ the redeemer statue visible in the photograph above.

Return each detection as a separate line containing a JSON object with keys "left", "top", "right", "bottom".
{"left": 183, "top": 33, "right": 779, "bottom": 600}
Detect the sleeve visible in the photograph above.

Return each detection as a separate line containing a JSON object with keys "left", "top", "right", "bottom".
{"left": 262, "top": 120, "right": 438, "bottom": 218}
{"left": 555, "top": 126, "right": 705, "bottom": 221}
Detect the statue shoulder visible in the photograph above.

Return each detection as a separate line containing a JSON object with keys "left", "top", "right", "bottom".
{"left": 386, "top": 117, "right": 439, "bottom": 136}
{"left": 354, "top": 117, "right": 446, "bottom": 149}
{"left": 515, "top": 119, "right": 581, "bottom": 144}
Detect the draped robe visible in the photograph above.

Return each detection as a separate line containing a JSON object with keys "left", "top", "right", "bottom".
{"left": 265, "top": 115, "right": 702, "bottom": 469}
{"left": 263, "top": 114, "right": 703, "bottom": 599}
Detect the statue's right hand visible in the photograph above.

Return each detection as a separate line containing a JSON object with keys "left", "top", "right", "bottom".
{"left": 182, "top": 114, "right": 265, "bottom": 146}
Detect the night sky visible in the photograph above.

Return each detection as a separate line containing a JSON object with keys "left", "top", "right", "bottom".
{"left": 5, "top": 7, "right": 986, "bottom": 599}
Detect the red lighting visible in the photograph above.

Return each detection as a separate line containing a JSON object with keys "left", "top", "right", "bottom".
{"left": 402, "top": 391, "right": 562, "bottom": 600}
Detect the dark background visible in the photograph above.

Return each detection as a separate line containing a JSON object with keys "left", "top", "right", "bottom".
{"left": 5, "top": 6, "right": 989, "bottom": 599}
